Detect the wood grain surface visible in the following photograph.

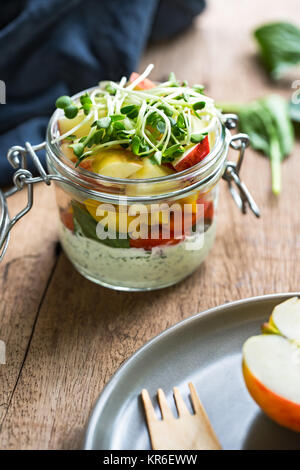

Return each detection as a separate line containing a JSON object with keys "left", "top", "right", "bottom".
{"left": 0, "top": 0, "right": 300, "bottom": 449}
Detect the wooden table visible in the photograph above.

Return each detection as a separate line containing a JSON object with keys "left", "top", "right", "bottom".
{"left": 1, "top": 0, "right": 299, "bottom": 450}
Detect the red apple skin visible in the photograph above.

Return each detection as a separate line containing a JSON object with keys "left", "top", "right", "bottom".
{"left": 173, "top": 136, "right": 210, "bottom": 172}
{"left": 243, "top": 360, "right": 300, "bottom": 432}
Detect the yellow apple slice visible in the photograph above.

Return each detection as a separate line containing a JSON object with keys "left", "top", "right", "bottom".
{"left": 92, "top": 150, "right": 143, "bottom": 178}
{"left": 131, "top": 157, "right": 174, "bottom": 179}
{"left": 269, "top": 297, "right": 300, "bottom": 340}
{"left": 60, "top": 142, "right": 77, "bottom": 162}
{"left": 58, "top": 111, "right": 94, "bottom": 139}
{"left": 243, "top": 334, "right": 300, "bottom": 432}
{"left": 179, "top": 191, "right": 200, "bottom": 214}
{"left": 84, "top": 199, "right": 136, "bottom": 234}
{"left": 127, "top": 158, "right": 174, "bottom": 196}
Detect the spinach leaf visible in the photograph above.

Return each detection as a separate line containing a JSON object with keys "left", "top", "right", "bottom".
{"left": 218, "top": 94, "right": 294, "bottom": 194}
{"left": 72, "top": 201, "right": 99, "bottom": 241}
{"left": 72, "top": 202, "right": 130, "bottom": 248}
{"left": 261, "top": 95, "right": 294, "bottom": 157}
{"left": 254, "top": 22, "right": 300, "bottom": 79}
{"left": 290, "top": 100, "right": 300, "bottom": 123}
{"left": 98, "top": 233, "right": 130, "bottom": 249}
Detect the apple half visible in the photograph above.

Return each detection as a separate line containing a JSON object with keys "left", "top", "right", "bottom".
{"left": 242, "top": 297, "right": 300, "bottom": 432}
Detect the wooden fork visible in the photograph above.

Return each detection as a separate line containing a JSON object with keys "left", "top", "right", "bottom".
{"left": 141, "top": 382, "right": 221, "bottom": 450}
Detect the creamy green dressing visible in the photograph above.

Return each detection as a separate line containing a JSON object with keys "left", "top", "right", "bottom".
{"left": 59, "top": 220, "right": 216, "bottom": 290}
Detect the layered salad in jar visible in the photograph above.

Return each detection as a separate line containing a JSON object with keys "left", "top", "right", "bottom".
{"left": 51, "top": 64, "right": 222, "bottom": 290}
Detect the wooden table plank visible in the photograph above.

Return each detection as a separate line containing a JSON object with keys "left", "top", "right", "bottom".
{"left": 0, "top": 184, "right": 58, "bottom": 426}
{"left": 1, "top": 0, "right": 300, "bottom": 449}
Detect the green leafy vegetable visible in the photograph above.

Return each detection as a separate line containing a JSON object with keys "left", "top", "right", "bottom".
{"left": 193, "top": 84, "right": 205, "bottom": 94}
{"left": 80, "top": 93, "right": 92, "bottom": 106}
{"left": 93, "top": 130, "right": 104, "bottom": 144}
{"left": 72, "top": 202, "right": 99, "bottom": 241}
{"left": 121, "top": 105, "right": 139, "bottom": 119}
{"left": 290, "top": 99, "right": 300, "bottom": 123}
{"left": 70, "top": 142, "right": 84, "bottom": 158}
{"left": 131, "top": 135, "right": 141, "bottom": 155}
{"left": 55, "top": 95, "right": 79, "bottom": 118}
{"left": 168, "top": 72, "right": 178, "bottom": 84}
{"left": 157, "top": 104, "right": 173, "bottom": 117}
{"left": 64, "top": 134, "right": 76, "bottom": 142}
{"left": 105, "top": 83, "right": 117, "bottom": 95}
{"left": 163, "top": 144, "right": 183, "bottom": 158}
{"left": 218, "top": 94, "right": 294, "bottom": 194}
{"left": 192, "top": 101, "right": 206, "bottom": 119}
{"left": 64, "top": 105, "right": 79, "bottom": 119}
{"left": 177, "top": 113, "right": 186, "bottom": 129}
{"left": 156, "top": 120, "right": 166, "bottom": 133}
{"left": 95, "top": 117, "right": 111, "bottom": 129}
{"left": 254, "top": 22, "right": 300, "bottom": 79}
{"left": 80, "top": 93, "right": 93, "bottom": 115}
{"left": 191, "top": 133, "right": 207, "bottom": 144}
{"left": 150, "top": 151, "right": 162, "bottom": 165}
{"left": 193, "top": 101, "right": 206, "bottom": 111}
{"left": 110, "top": 114, "right": 126, "bottom": 122}
{"left": 55, "top": 96, "right": 72, "bottom": 109}
{"left": 72, "top": 202, "right": 130, "bottom": 248}
{"left": 262, "top": 95, "right": 294, "bottom": 157}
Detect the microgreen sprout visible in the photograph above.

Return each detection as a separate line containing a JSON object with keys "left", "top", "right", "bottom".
{"left": 64, "top": 105, "right": 78, "bottom": 119}
{"left": 191, "top": 133, "right": 207, "bottom": 143}
{"left": 53, "top": 65, "right": 218, "bottom": 165}
{"left": 55, "top": 96, "right": 72, "bottom": 109}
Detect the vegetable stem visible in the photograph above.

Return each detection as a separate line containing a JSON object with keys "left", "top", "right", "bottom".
{"left": 216, "top": 102, "right": 243, "bottom": 114}
{"left": 216, "top": 95, "right": 295, "bottom": 196}
{"left": 270, "top": 138, "right": 282, "bottom": 195}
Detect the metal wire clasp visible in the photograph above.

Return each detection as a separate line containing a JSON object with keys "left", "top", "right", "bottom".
{"left": 0, "top": 142, "right": 47, "bottom": 261}
{"left": 222, "top": 115, "right": 260, "bottom": 218}
{"left": 0, "top": 141, "right": 88, "bottom": 261}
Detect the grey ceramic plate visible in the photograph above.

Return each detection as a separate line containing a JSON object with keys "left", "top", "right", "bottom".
{"left": 84, "top": 293, "right": 300, "bottom": 450}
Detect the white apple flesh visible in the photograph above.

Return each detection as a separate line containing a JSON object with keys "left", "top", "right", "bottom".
{"left": 243, "top": 334, "right": 300, "bottom": 431}
{"left": 271, "top": 297, "right": 300, "bottom": 341}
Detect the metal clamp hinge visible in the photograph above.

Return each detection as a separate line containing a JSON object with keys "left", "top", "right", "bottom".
{"left": 222, "top": 115, "right": 260, "bottom": 218}
{"left": 0, "top": 141, "right": 90, "bottom": 261}
{"left": 0, "top": 143, "right": 48, "bottom": 260}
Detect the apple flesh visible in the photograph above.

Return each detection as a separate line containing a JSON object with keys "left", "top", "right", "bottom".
{"left": 60, "top": 142, "right": 77, "bottom": 162}
{"left": 130, "top": 157, "right": 174, "bottom": 179}
{"left": 243, "top": 334, "right": 300, "bottom": 432}
{"left": 172, "top": 136, "right": 210, "bottom": 172}
{"left": 92, "top": 150, "right": 143, "bottom": 178}
{"left": 57, "top": 111, "right": 94, "bottom": 139}
{"left": 269, "top": 297, "right": 300, "bottom": 341}
{"left": 126, "top": 157, "right": 174, "bottom": 196}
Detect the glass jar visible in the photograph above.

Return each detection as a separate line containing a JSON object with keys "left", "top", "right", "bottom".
{"left": 0, "top": 92, "right": 260, "bottom": 291}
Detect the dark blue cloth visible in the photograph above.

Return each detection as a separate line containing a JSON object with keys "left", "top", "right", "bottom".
{"left": 0, "top": 0, "right": 206, "bottom": 186}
